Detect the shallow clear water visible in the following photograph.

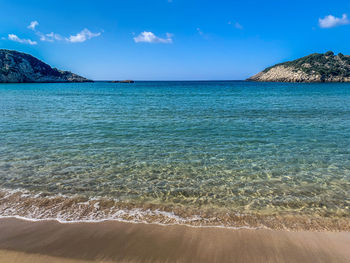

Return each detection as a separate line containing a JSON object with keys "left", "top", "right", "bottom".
{"left": 0, "top": 81, "right": 350, "bottom": 229}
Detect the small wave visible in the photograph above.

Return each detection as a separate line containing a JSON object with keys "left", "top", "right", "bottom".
{"left": 0, "top": 188, "right": 207, "bottom": 225}
{"left": 0, "top": 188, "right": 349, "bottom": 231}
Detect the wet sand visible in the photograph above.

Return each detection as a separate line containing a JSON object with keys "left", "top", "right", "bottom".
{"left": 0, "top": 218, "right": 349, "bottom": 263}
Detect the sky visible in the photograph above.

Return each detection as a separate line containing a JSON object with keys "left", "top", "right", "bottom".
{"left": 1, "top": 0, "right": 350, "bottom": 80}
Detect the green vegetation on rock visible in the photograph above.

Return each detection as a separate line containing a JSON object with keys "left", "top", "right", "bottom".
{"left": 0, "top": 49, "right": 92, "bottom": 83}
{"left": 253, "top": 51, "right": 350, "bottom": 82}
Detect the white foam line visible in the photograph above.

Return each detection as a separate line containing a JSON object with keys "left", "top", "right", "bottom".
{"left": 0, "top": 215, "right": 266, "bottom": 231}
{"left": 0, "top": 187, "right": 268, "bottom": 230}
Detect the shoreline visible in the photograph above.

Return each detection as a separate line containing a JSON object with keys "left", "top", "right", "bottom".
{"left": 2, "top": 189, "right": 350, "bottom": 232}
{"left": 1, "top": 214, "right": 349, "bottom": 233}
{"left": 0, "top": 218, "right": 349, "bottom": 263}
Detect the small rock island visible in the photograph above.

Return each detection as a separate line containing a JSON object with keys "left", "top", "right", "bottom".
{"left": 0, "top": 49, "right": 92, "bottom": 83}
{"left": 111, "top": 80, "right": 135, "bottom": 83}
{"left": 248, "top": 51, "right": 350, "bottom": 82}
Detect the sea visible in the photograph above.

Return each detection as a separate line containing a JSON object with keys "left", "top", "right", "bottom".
{"left": 0, "top": 81, "right": 349, "bottom": 230}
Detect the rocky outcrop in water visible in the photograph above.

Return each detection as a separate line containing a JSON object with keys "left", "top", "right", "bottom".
{"left": 248, "top": 51, "right": 350, "bottom": 82}
{"left": 0, "top": 49, "right": 92, "bottom": 83}
{"left": 111, "top": 80, "right": 135, "bottom": 83}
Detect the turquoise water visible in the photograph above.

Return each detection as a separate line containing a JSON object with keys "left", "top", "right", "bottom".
{"left": 0, "top": 81, "right": 350, "bottom": 229}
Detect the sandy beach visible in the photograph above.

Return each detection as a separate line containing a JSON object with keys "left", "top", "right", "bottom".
{"left": 0, "top": 218, "right": 349, "bottom": 263}
{"left": 3, "top": 0, "right": 350, "bottom": 261}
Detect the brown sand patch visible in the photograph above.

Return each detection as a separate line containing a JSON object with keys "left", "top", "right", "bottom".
{"left": 0, "top": 218, "right": 349, "bottom": 263}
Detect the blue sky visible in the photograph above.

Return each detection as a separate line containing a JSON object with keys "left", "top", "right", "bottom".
{"left": 1, "top": 0, "right": 350, "bottom": 80}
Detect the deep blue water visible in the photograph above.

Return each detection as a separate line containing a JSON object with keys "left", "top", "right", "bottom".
{"left": 0, "top": 81, "right": 349, "bottom": 227}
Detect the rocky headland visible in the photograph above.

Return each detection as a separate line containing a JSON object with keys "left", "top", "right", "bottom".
{"left": 0, "top": 49, "right": 92, "bottom": 83}
{"left": 248, "top": 51, "right": 350, "bottom": 82}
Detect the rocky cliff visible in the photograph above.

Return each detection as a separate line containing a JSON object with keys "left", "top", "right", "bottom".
{"left": 248, "top": 51, "right": 350, "bottom": 82}
{"left": 0, "top": 49, "right": 92, "bottom": 83}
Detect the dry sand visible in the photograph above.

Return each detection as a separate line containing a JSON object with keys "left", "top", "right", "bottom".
{"left": 0, "top": 218, "right": 349, "bottom": 263}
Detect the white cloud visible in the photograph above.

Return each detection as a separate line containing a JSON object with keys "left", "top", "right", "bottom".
{"left": 319, "top": 14, "right": 350, "bottom": 28}
{"left": 133, "top": 31, "right": 173, "bottom": 43}
{"left": 8, "top": 34, "right": 37, "bottom": 45}
{"left": 67, "top": 28, "right": 101, "bottom": 43}
{"left": 39, "top": 32, "right": 63, "bottom": 42}
{"left": 22, "top": 20, "right": 102, "bottom": 44}
{"left": 27, "top": 21, "right": 39, "bottom": 31}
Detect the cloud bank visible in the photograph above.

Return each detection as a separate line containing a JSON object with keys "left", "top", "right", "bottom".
{"left": 22, "top": 21, "right": 102, "bottom": 44}
{"left": 319, "top": 14, "right": 350, "bottom": 28}
{"left": 67, "top": 28, "right": 101, "bottom": 43}
{"left": 39, "top": 32, "right": 63, "bottom": 42}
{"left": 134, "top": 31, "right": 173, "bottom": 43}
{"left": 8, "top": 34, "right": 37, "bottom": 45}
